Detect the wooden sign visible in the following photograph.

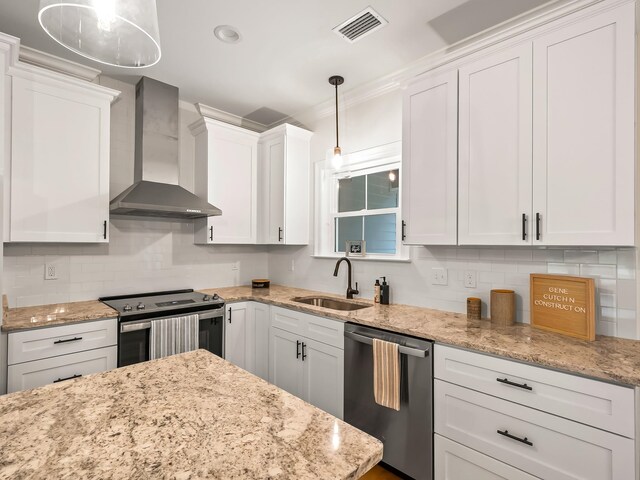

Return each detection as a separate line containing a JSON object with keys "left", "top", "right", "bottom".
{"left": 530, "top": 274, "right": 595, "bottom": 341}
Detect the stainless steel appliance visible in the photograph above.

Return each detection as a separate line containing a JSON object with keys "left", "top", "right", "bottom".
{"left": 344, "top": 323, "right": 433, "bottom": 480}
{"left": 100, "top": 289, "right": 225, "bottom": 367}
{"left": 109, "top": 77, "right": 222, "bottom": 219}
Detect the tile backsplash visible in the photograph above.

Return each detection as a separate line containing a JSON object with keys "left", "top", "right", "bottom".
{"left": 268, "top": 245, "right": 638, "bottom": 339}
{"left": 3, "top": 217, "right": 269, "bottom": 308}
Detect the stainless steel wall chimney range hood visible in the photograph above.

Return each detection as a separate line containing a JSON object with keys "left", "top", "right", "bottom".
{"left": 110, "top": 77, "right": 222, "bottom": 219}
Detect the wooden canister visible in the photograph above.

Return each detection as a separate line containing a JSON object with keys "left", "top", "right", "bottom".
{"left": 466, "top": 297, "right": 481, "bottom": 320}
{"left": 490, "top": 289, "right": 515, "bottom": 326}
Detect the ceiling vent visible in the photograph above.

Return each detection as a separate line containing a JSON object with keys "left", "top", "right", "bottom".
{"left": 332, "top": 7, "right": 388, "bottom": 43}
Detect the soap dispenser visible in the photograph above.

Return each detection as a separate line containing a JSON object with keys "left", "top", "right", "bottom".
{"left": 374, "top": 279, "right": 381, "bottom": 303}
{"left": 380, "top": 277, "right": 390, "bottom": 305}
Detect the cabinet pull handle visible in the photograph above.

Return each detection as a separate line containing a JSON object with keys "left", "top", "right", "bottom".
{"left": 103, "top": 220, "right": 107, "bottom": 240}
{"left": 497, "top": 429, "right": 533, "bottom": 447}
{"left": 535, "top": 213, "right": 541, "bottom": 241}
{"left": 54, "top": 374, "right": 82, "bottom": 383}
{"left": 278, "top": 227, "right": 283, "bottom": 242}
{"left": 521, "top": 214, "right": 527, "bottom": 241}
{"left": 401, "top": 221, "right": 406, "bottom": 241}
{"left": 53, "top": 336, "right": 83, "bottom": 345}
{"left": 301, "top": 342, "right": 307, "bottom": 361}
{"left": 296, "top": 340, "right": 301, "bottom": 359}
{"left": 209, "top": 226, "right": 214, "bottom": 241}
{"left": 228, "top": 307, "right": 232, "bottom": 323}
{"left": 497, "top": 377, "right": 532, "bottom": 391}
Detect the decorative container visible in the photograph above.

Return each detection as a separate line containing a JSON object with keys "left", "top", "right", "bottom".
{"left": 490, "top": 289, "right": 515, "bottom": 326}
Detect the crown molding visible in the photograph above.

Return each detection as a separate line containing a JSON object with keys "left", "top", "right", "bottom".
{"left": 19, "top": 45, "right": 101, "bottom": 82}
{"left": 194, "top": 103, "right": 269, "bottom": 133}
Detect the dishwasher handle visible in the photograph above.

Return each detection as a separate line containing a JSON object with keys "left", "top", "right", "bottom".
{"left": 345, "top": 330, "right": 430, "bottom": 358}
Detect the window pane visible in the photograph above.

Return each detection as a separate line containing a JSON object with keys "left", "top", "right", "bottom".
{"left": 336, "top": 216, "right": 363, "bottom": 252}
{"left": 364, "top": 214, "right": 396, "bottom": 254}
{"left": 338, "top": 176, "right": 365, "bottom": 212}
{"left": 367, "top": 169, "right": 399, "bottom": 210}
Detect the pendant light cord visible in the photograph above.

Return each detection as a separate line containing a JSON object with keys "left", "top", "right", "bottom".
{"left": 335, "top": 82, "right": 339, "bottom": 149}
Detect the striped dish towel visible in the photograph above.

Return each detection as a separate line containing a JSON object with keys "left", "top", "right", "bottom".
{"left": 175, "top": 314, "right": 200, "bottom": 354}
{"left": 150, "top": 314, "right": 200, "bottom": 360}
{"left": 373, "top": 338, "right": 400, "bottom": 411}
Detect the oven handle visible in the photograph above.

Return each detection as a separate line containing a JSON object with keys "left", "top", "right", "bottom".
{"left": 120, "top": 321, "right": 151, "bottom": 333}
{"left": 344, "top": 331, "right": 430, "bottom": 358}
{"left": 120, "top": 309, "right": 224, "bottom": 333}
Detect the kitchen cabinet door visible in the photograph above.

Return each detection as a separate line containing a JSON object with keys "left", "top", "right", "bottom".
{"left": 301, "top": 337, "right": 344, "bottom": 419}
{"left": 9, "top": 75, "right": 116, "bottom": 242}
{"left": 269, "top": 326, "right": 303, "bottom": 398}
{"left": 224, "top": 302, "right": 248, "bottom": 370}
{"left": 258, "top": 124, "right": 312, "bottom": 245}
{"left": 532, "top": 3, "right": 634, "bottom": 246}
{"left": 192, "top": 118, "right": 260, "bottom": 244}
{"left": 402, "top": 69, "right": 458, "bottom": 245}
{"left": 458, "top": 43, "right": 533, "bottom": 245}
{"left": 246, "top": 302, "right": 270, "bottom": 381}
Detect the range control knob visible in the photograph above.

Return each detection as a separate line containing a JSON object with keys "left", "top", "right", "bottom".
{"left": 136, "top": 302, "right": 145, "bottom": 310}
{"left": 203, "top": 295, "right": 211, "bottom": 301}
{"left": 212, "top": 293, "right": 220, "bottom": 301}
{"left": 123, "top": 304, "right": 132, "bottom": 312}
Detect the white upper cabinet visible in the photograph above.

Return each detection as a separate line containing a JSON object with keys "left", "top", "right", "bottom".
{"left": 458, "top": 43, "right": 533, "bottom": 245}
{"left": 532, "top": 3, "right": 635, "bottom": 246}
{"left": 402, "top": 70, "right": 458, "bottom": 245}
{"left": 191, "top": 118, "right": 260, "bottom": 244}
{"left": 258, "top": 124, "right": 312, "bottom": 245}
{"left": 7, "top": 73, "right": 118, "bottom": 242}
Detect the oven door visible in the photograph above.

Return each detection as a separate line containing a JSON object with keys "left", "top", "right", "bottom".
{"left": 118, "top": 310, "right": 225, "bottom": 367}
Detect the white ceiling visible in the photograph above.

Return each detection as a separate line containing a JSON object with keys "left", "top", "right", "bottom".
{"left": 0, "top": 0, "right": 551, "bottom": 124}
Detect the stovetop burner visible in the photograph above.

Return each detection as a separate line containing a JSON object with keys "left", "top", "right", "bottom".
{"left": 100, "top": 289, "right": 224, "bottom": 321}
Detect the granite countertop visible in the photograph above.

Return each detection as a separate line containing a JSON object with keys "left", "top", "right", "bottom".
{"left": 1, "top": 296, "right": 117, "bottom": 332}
{"left": 200, "top": 285, "right": 640, "bottom": 387}
{"left": 0, "top": 349, "right": 382, "bottom": 480}
{"left": 4, "top": 284, "right": 640, "bottom": 387}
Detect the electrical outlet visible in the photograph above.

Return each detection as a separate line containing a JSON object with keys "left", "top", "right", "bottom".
{"left": 431, "top": 267, "right": 448, "bottom": 286}
{"left": 464, "top": 270, "right": 477, "bottom": 288}
{"left": 231, "top": 261, "right": 239, "bottom": 271}
{"left": 44, "top": 264, "right": 57, "bottom": 280}
{"left": 289, "top": 260, "right": 295, "bottom": 272}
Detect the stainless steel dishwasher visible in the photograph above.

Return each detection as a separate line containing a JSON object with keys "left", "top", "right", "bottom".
{"left": 344, "top": 323, "right": 433, "bottom": 480}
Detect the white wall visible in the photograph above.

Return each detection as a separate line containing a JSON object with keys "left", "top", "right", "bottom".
{"left": 270, "top": 89, "right": 639, "bottom": 340}
{"left": 3, "top": 76, "right": 269, "bottom": 308}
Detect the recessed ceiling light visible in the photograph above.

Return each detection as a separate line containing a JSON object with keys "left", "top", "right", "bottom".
{"left": 214, "top": 25, "right": 241, "bottom": 44}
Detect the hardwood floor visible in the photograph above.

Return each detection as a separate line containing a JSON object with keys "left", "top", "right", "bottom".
{"left": 361, "top": 465, "right": 403, "bottom": 480}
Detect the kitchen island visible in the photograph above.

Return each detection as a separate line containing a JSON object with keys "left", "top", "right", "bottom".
{"left": 0, "top": 350, "right": 382, "bottom": 479}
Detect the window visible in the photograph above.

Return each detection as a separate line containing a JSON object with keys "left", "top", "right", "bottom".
{"left": 314, "top": 141, "right": 407, "bottom": 261}
{"left": 334, "top": 167, "right": 400, "bottom": 254}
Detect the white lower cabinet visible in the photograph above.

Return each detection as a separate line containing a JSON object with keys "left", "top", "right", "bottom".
{"left": 434, "top": 344, "right": 637, "bottom": 480}
{"left": 7, "top": 318, "right": 118, "bottom": 393}
{"left": 224, "top": 302, "right": 269, "bottom": 381}
{"left": 8, "top": 346, "right": 117, "bottom": 393}
{"left": 435, "top": 435, "right": 539, "bottom": 480}
{"left": 268, "top": 307, "right": 344, "bottom": 418}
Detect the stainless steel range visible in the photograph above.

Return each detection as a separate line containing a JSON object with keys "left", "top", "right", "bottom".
{"left": 100, "top": 289, "right": 225, "bottom": 367}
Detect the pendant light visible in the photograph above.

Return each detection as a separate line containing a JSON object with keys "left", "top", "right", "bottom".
{"left": 328, "top": 75, "right": 345, "bottom": 169}
{"left": 38, "top": 0, "right": 162, "bottom": 68}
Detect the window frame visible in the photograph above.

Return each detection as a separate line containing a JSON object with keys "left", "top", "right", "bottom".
{"left": 332, "top": 165, "right": 401, "bottom": 255}
{"left": 314, "top": 141, "right": 410, "bottom": 262}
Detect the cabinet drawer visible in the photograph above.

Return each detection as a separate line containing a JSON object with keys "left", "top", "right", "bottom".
{"left": 434, "top": 380, "right": 635, "bottom": 480}
{"left": 7, "top": 346, "right": 117, "bottom": 393}
{"left": 8, "top": 318, "right": 117, "bottom": 365}
{"left": 434, "top": 344, "right": 635, "bottom": 438}
{"left": 270, "top": 306, "right": 344, "bottom": 348}
{"left": 435, "top": 434, "right": 539, "bottom": 480}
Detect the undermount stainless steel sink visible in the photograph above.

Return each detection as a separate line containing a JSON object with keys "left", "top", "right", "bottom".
{"left": 292, "top": 296, "right": 371, "bottom": 312}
